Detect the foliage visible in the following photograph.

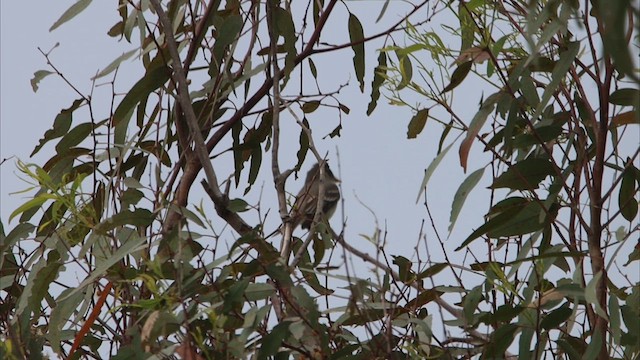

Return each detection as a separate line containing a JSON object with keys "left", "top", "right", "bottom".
{"left": 1, "top": 0, "right": 638, "bottom": 359}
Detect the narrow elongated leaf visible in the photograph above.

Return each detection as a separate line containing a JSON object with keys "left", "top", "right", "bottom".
{"left": 48, "top": 287, "right": 86, "bottom": 354}
{"left": 50, "top": 0, "right": 92, "bottom": 31}
{"left": 541, "top": 303, "right": 572, "bottom": 330}
{"left": 449, "top": 168, "right": 484, "bottom": 233}
{"left": 611, "top": 111, "right": 639, "bottom": 127}
{"left": 416, "top": 141, "right": 454, "bottom": 203}
{"left": 367, "top": 52, "right": 387, "bottom": 115}
{"left": 95, "top": 209, "right": 154, "bottom": 233}
{"left": 619, "top": 162, "right": 638, "bottom": 221}
{"left": 92, "top": 49, "right": 137, "bottom": 80}
{"left": 533, "top": 42, "right": 579, "bottom": 120}
{"left": 55, "top": 123, "right": 93, "bottom": 154}
{"left": 60, "top": 231, "right": 147, "bottom": 301}
{"left": 441, "top": 61, "right": 472, "bottom": 94}
{"left": 348, "top": 14, "right": 365, "bottom": 92}
{"left": 609, "top": 88, "right": 640, "bottom": 107}
{"left": 459, "top": 92, "right": 501, "bottom": 171}
{"left": 212, "top": 14, "right": 242, "bottom": 63}
{"left": 490, "top": 158, "right": 555, "bottom": 190}
{"left": 407, "top": 108, "right": 429, "bottom": 139}
{"left": 32, "top": 99, "right": 84, "bottom": 156}
{"left": 585, "top": 272, "right": 608, "bottom": 320}
{"left": 275, "top": 7, "right": 297, "bottom": 74}
{"left": 112, "top": 65, "right": 170, "bottom": 128}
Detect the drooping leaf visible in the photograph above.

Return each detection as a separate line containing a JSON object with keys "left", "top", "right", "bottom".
{"left": 416, "top": 143, "right": 454, "bottom": 203}
{"left": 407, "top": 108, "right": 429, "bottom": 139}
{"left": 367, "top": 52, "right": 387, "bottom": 115}
{"left": 398, "top": 55, "right": 413, "bottom": 89}
{"left": 94, "top": 209, "right": 155, "bottom": 233}
{"left": 449, "top": 168, "right": 484, "bottom": 233}
{"left": 458, "top": 1, "right": 475, "bottom": 52}
{"left": 490, "top": 158, "right": 556, "bottom": 190}
{"left": 55, "top": 122, "right": 93, "bottom": 155}
{"left": 533, "top": 41, "right": 579, "bottom": 120}
{"left": 92, "top": 49, "right": 137, "bottom": 80}
{"left": 112, "top": 65, "right": 170, "bottom": 129}
{"left": 541, "top": 303, "right": 572, "bottom": 330}
{"left": 441, "top": 60, "right": 472, "bottom": 94}
{"left": 275, "top": 7, "right": 297, "bottom": 75}
{"left": 609, "top": 88, "right": 640, "bottom": 107}
{"left": 348, "top": 14, "right": 365, "bottom": 92}
{"left": 618, "top": 161, "right": 638, "bottom": 221}
{"left": 598, "top": 0, "right": 637, "bottom": 81}
{"left": 484, "top": 324, "right": 518, "bottom": 358}
{"left": 459, "top": 92, "right": 501, "bottom": 171}
{"left": 301, "top": 101, "right": 321, "bottom": 114}
{"left": 611, "top": 111, "right": 639, "bottom": 127}
{"left": 32, "top": 99, "right": 84, "bottom": 156}
{"left": 258, "top": 321, "right": 291, "bottom": 359}
{"left": 295, "top": 118, "right": 310, "bottom": 168}
{"left": 416, "top": 141, "right": 454, "bottom": 203}
{"left": 212, "top": 14, "right": 242, "bottom": 65}
{"left": 50, "top": 0, "right": 92, "bottom": 31}
{"left": 30, "top": 70, "right": 54, "bottom": 92}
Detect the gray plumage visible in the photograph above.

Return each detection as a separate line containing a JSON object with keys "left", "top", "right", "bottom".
{"left": 290, "top": 162, "right": 340, "bottom": 230}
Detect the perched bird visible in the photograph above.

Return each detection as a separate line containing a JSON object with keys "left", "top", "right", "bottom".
{"left": 290, "top": 162, "right": 341, "bottom": 230}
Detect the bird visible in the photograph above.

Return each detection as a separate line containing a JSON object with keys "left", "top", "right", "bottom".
{"left": 289, "top": 162, "right": 341, "bottom": 231}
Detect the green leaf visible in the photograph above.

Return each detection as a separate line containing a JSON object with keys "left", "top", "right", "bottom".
{"left": 449, "top": 168, "right": 484, "bottom": 233}
{"left": 9, "top": 193, "right": 57, "bottom": 223}
{"left": 458, "top": 1, "right": 475, "bottom": 51}
{"left": 275, "top": 7, "right": 297, "bottom": 75}
{"left": 585, "top": 272, "right": 608, "bottom": 320}
{"left": 485, "top": 324, "right": 518, "bottom": 358}
{"left": 407, "top": 108, "right": 429, "bottom": 139}
{"left": 398, "top": 55, "right": 413, "bottom": 89}
{"left": 308, "top": 58, "right": 317, "bottom": 79}
{"left": 95, "top": 209, "right": 155, "bottom": 233}
{"left": 48, "top": 287, "right": 86, "bottom": 354}
{"left": 228, "top": 198, "right": 250, "bottom": 213}
{"left": 223, "top": 279, "right": 250, "bottom": 313}
{"left": 463, "top": 286, "right": 483, "bottom": 323}
{"left": 50, "top": 0, "right": 92, "bottom": 31}
{"left": 459, "top": 92, "right": 501, "bottom": 172}
{"left": 609, "top": 88, "right": 640, "bottom": 108}
{"left": 258, "top": 321, "right": 290, "bottom": 359}
{"left": 416, "top": 141, "right": 454, "bottom": 202}
{"left": 30, "top": 70, "right": 54, "bottom": 92}
{"left": 619, "top": 162, "right": 638, "bottom": 221}
{"left": 92, "top": 49, "right": 137, "bottom": 80}
{"left": 367, "top": 52, "right": 387, "bottom": 115}
{"left": 60, "top": 231, "right": 147, "bottom": 301}
{"left": 55, "top": 122, "right": 93, "bottom": 155}
{"left": 490, "top": 158, "right": 555, "bottom": 190}
{"left": 487, "top": 201, "right": 547, "bottom": 238}
{"left": 541, "top": 303, "right": 572, "bottom": 330}
{"left": 295, "top": 118, "right": 310, "bottom": 168}
{"left": 441, "top": 60, "right": 472, "bottom": 94}
{"left": 212, "top": 14, "right": 242, "bottom": 64}
{"left": 112, "top": 65, "right": 170, "bottom": 128}
{"left": 301, "top": 101, "right": 321, "bottom": 114}
{"left": 244, "top": 283, "right": 275, "bottom": 301}
{"left": 598, "top": 0, "right": 637, "bottom": 81}
{"left": 32, "top": 99, "right": 84, "bottom": 156}
{"left": 533, "top": 41, "right": 579, "bottom": 120}
{"left": 416, "top": 263, "right": 447, "bottom": 280}
{"left": 348, "top": 14, "right": 365, "bottom": 92}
